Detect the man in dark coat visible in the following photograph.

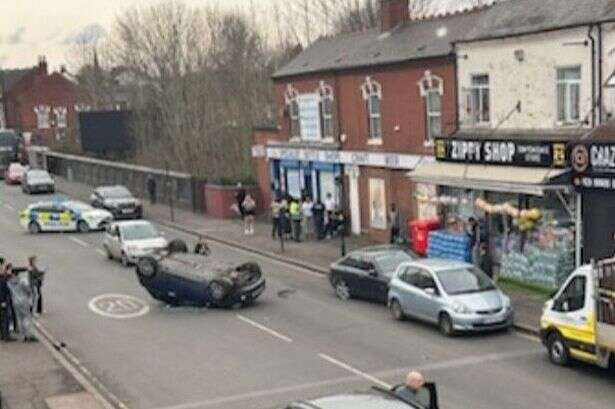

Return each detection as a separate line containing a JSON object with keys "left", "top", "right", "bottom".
{"left": 146, "top": 175, "right": 157, "bottom": 205}
{"left": 312, "top": 200, "right": 326, "bottom": 240}
{"left": 235, "top": 183, "right": 247, "bottom": 219}
{"left": 0, "top": 257, "right": 11, "bottom": 341}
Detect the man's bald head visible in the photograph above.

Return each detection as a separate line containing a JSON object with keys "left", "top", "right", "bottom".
{"left": 405, "top": 371, "right": 425, "bottom": 391}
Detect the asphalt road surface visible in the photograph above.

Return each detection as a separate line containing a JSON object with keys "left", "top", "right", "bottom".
{"left": 1, "top": 182, "right": 614, "bottom": 409}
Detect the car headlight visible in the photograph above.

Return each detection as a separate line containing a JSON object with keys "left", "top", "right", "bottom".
{"left": 452, "top": 301, "right": 472, "bottom": 314}
{"left": 501, "top": 295, "right": 512, "bottom": 311}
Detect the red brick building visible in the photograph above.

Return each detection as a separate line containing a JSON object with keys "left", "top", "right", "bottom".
{"left": 0, "top": 57, "right": 80, "bottom": 146}
{"left": 253, "top": 0, "right": 482, "bottom": 241}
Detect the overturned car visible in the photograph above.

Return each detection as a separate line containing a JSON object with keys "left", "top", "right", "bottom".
{"left": 135, "top": 244, "right": 266, "bottom": 308}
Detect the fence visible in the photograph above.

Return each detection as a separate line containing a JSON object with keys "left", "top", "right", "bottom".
{"left": 28, "top": 147, "right": 206, "bottom": 212}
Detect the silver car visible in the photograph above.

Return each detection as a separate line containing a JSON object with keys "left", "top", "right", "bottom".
{"left": 388, "top": 259, "right": 513, "bottom": 336}
{"left": 103, "top": 220, "right": 168, "bottom": 266}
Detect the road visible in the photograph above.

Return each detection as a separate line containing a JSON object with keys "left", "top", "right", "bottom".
{"left": 1, "top": 182, "right": 614, "bottom": 409}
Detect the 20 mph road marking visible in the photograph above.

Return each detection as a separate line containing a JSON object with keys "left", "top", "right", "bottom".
{"left": 319, "top": 353, "right": 391, "bottom": 389}
{"left": 236, "top": 314, "right": 293, "bottom": 343}
{"left": 69, "top": 237, "right": 90, "bottom": 248}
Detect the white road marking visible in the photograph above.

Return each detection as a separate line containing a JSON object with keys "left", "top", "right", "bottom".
{"left": 88, "top": 294, "right": 150, "bottom": 319}
{"left": 236, "top": 314, "right": 293, "bottom": 343}
{"left": 318, "top": 353, "right": 391, "bottom": 389}
{"left": 96, "top": 248, "right": 107, "bottom": 257}
{"left": 68, "top": 236, "right": 90, "bottom": 248}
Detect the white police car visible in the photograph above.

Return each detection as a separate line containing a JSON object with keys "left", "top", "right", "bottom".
{"left": 20, "top": 200, "right": 113, "bottom": 234}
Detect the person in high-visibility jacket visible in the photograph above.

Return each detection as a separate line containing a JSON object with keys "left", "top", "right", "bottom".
{"left": 289, "top": 198, "right": 302, "bottom": 242}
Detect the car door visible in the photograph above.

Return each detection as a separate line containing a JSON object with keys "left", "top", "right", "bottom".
{"left": 396, "top": 266, "right": 424, "bottom": 319}
{"left": 91, "top": 191, "right": 102, "bottom": 208}
{"left": 360, "top": 257, "right": 389, "bottom": 303}
{"left": 58, "top": 205, "right": 77, "bottom": 231}
{"left": 412, "top": 268, "right": 443, "bottom": 324}
{"left": 108, "top": 226, "right": 123, "bottom": 257}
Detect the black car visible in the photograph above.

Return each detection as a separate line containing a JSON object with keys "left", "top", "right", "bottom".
{"left": 329, "top": 245, "right": 418, "bottom": 304}
{"left": 285, "top": 383, "right": 439, "bottom": 409}
{"left": 136, "top": 250, "right": 266, "bottom": 308}
{"left": 91, "top": 186, "right": 142, "bottom": 220}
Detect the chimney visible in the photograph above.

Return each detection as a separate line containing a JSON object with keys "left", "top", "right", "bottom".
{"left": 379, "top": 0, "right": 410, "bottom": 32}
{"left": 36, "top": 55, "right": 48, "bottom": 76}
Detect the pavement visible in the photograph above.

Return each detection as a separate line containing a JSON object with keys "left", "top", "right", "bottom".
{"left": 2, "top": 179, "right": 612, "bottom": 409}
{"left": 54, "top": 177, "right": 546, "bottom": 334}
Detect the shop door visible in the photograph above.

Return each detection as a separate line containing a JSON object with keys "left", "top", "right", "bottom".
{"left": 583, "top": 191, "right": 615, "bottom": 262}
{"left": 286, "top": 169, "right": 301, "bottom": 199}
{"left": 320, "top": 172, "right": 336, "bottom": 205}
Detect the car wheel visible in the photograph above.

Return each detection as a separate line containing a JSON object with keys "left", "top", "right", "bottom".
{"left": 121, "top": 252, "right": 130, "bottom": 267}
{"left": 333, "top": 278, "right": 351, "bottom": 301}
{"left": 438, "top": 313, "right": 455, "bottom": 337}
{"left": 390, "top": 299, "right": 405, "bottom": 321}
{"left": 209, "top": 278, "right": 233, "bottom": 302}
{"left": 28, "top": 221, "right": 41, "bottom": 234}
{"left": 137, "top": 256, "right": 158, "bottom": 280}
{"left": 547, "top": 332, "right": 570, "bottom": 366}
{"left": 77, "top": 220, "right": 89, "bottom": 233}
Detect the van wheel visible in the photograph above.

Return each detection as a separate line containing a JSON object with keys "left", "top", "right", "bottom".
{"left": 438, "top": 313, "right": 455, "bottom": 337}
{"left": 390, "top": 299, "right": 405, "bottom": 321}
{"left": 547, "top": 333, "right": 570, "bottom": 366}
{"left": 77, "top": 220, "right": 89, "bottom": 233}
{"left": 28, "top": 221, "right": 41, "bottom": 234}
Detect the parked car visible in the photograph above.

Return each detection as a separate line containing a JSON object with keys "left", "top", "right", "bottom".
{"left": 329, "top": 245, "right": 418, "bottom": 304}
{"left": 103, "top": 220, "right": 168, "bottom": 266}
{"left": 136, "top": 248, "right": 266, "bottom": 308}
{"left": 284, "top": 382, "right": 439, "bottom": 409}
{"left": 4, "top": 162, "right": 26, "bottom": 185}
{"left": 388, "top": 259, "right": 514, "bottom": 336}
{"left": 91, "top": 185, "right": 142, "bottom": 220}
{"left": 22, "top": 169, "right": 54, "bottom": 194}
{"left": 19, "top": 200, "right": 113, "bottom": 234}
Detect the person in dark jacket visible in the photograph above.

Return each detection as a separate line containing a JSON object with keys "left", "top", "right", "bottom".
{"left": 28, "top": 256, "right": 44, "bottom": 315}
{"left": 235, "top": 183, "right": 247, "bottom": 219}
{"left": 194, "top": 235, "right": 211, "bottom": 256}
{"left": 146, "top": 175, "right": 157, "bottom": 205}
{"left": 0, "top": 257, "right": 12, "bottom": 341}
{"left": 312, "top": 200, "right": 326, "bottom": 240}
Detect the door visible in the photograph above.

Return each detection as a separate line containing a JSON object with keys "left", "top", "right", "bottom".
{"left": 346, "top": 166, "right": 361, "bottom": 235}
{"left": 59, "top": 206, "right": 77, "bottom": 231}
{"left": 397, "top": 267, "right": 440, "bottom": 322}
{"left": 108, "top": 226, "right": 123, "bottom": 257}
{"left": 549, "top": 274, "right": 595, "bottom": 360}
{"left": 360, "top": 258, "right": 389, "bottom": 303}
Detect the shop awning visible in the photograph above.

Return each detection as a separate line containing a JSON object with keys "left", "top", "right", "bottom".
{"left": 408, "top": 162, "right": 569, "bottom": 196}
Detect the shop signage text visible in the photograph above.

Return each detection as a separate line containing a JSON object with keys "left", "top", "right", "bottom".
{"left": 435, "top": 138, "right": 567, "bottom": 168}
{"left": 571, "top": 142, "right": 615, "bottom": 190}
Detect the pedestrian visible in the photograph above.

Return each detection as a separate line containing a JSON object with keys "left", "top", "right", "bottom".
{"left": 289, "top": 198, "right": 302, "bottom": 242}
{"left": 301, "top": 196, "right": 313, "bottom": 240}
{"left": 395, "top": 371, "right": 434, "bottom": 408}
{"left": 389, "top": 203, "right": 401, "bottom": 244}
{"left": 146, "top": 174, "right": 157, "bottom": 205}
{"left": 271, "top": 196, "right": 282, "bottom": 239}
{"left": 27, "top": 256, "right": 44, "bottom": 315}
{"left": 7, "top": 263, "right": 36, "bottom": 342}
{"left": 312, "top": 199, "right": 325, "bottom": 240}
{"left": 235, "top": 182, "right": 247, "bottom": 220}
{"left": 194, "top": 235, "right": 211, "bottom": 256}
{"left": 466, "top": 217, "right": 480, "bottom": 266}
{"left": 0, "top": 257, "right": 13, "bottom": 342}
{"left": 242, "top": 194, "right": 257, "bottom": 235}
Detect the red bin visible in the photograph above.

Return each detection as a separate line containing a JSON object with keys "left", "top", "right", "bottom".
{"left": 409, "top": 218, "right": 441, "bottom": 256}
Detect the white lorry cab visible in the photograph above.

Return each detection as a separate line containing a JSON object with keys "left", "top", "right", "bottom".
{"left": 540, "top": 259, "right": 615, "bottom": 368}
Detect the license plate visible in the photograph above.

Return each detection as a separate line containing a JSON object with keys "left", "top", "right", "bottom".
{"left": 482, "top": 317, "right": 501, "bottom": 325}
{"left": 122, "top": 209, "right": 133, "bottom": 214}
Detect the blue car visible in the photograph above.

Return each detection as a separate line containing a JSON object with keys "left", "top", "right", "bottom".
{"left": 135, "top": 251, "right": 266, "bottom": 308}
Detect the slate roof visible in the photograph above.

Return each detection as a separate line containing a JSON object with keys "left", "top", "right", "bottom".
{"left": 458, "top": 0, "right": 615, "bottom": 43}
{"left": 273, "top": 10, "right": 484, "bottom": 79}
{"left": 0, "top": 68, "right": 32, "bottom": 94}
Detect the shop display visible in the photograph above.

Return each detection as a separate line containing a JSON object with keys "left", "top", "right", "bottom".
{"left": 427, "top": 230, "right": 472, "bottom": 263}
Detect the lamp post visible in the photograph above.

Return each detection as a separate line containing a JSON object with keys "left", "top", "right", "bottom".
{"left": 165, "top": 161, "right": 175, "bottom": 222}
{"left": 336, "top": 172, "right": 346, "bottom": 257}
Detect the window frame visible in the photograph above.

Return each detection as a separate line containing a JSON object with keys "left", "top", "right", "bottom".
{"left": 34, "top": 105, "right": 51, "bottom": 129}
{"left": 285, "top": 84, "right": 301, "bottom": 139}
{"left": 425, "top": 90, "right": 442, "bottom": 144}
{"left": 361, "top": 77, "right": 383, "bottom": 144}
{"left": 318, "top": 81, "right": 335, "bottom": 141}
{"left": 468, "top": 74, "right": 490, "bottom": 126}
{"left": 556, "top": 66, "right": 581, "bottom": 125}
{"left": 555, "top": 275, "right": 586, "bottom": 312}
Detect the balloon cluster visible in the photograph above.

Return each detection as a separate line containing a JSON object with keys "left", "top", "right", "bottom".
{"left": 475, "top": 198, "right": 542, "bottom": 231}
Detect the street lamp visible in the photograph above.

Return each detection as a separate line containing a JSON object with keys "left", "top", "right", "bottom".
{"left": 336, "top": 173, "right": 346, "bottom": 257}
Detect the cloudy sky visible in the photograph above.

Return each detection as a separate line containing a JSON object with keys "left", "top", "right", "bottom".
{"left": 0, "top": 0, "right": 268, "bottom": 70}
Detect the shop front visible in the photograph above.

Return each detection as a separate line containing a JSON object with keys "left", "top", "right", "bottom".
{"left": 410, "top": 136, "right": 578, "bottom": 289}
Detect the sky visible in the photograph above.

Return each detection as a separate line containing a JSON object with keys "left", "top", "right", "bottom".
{"left": 0, "top": 0, "right": 264, "bottom": 71}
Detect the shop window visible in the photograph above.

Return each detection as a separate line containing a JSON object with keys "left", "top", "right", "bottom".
{"left": 54, "top": 106, "right": 68, "bottom": 128}
{"left": 361, "top": 76, "right": 382, "bottom": 142}
{"left": 418, "top": 71, "right": 444, "bottom": 144}
{"left": 285, "top": 84, "right": 300, "bottom": 138}
{"left": 318, "top": 81, "right": 334, "bottom": 140}
{"left": 369, "top": 177, "right": 386, "bottom": 229}
{"left": 467, "top": 74, "right": 490, "bottom": 125}
{"left": 34, "top": 105, "right": 51, "bottom": 129}
{"left": 556, "top": 67, "right": 581, "bottom": 124}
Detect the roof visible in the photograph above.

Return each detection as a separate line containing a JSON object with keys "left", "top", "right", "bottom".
{"left": 0, "top": 68, "right": 32, "bottom": 94}
{"left": 309, "top": 392, "right": 414, "bottom": 409}
{"left": 458, "top": 0, "right": 615, "bottom": 43}
{"left": 273, "top": 10, "right": 483, "bottom": 79}
{"left": 453, "top": 128, "right": 588, "bottom": 142}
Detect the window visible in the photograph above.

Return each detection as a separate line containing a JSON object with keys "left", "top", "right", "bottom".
{"left": 368, "top": 178, "right": 386, "bottom": 229}
{"left": 557, "top": 67, "right": 581, "bottom": 124}
{"left": 33, "top": 105, "right": 50, "bottom": 129}
{"left": 284, "top": 84, "right": 300, "bottom": 138}
{"left": 318, "top": 81, "right": 334, "bottom": 140}
{"left": 418, "top": 71, "right": 444, "bottom": 144}
{"left": 361, "top": 77, "right": 382, "bottom": 141}
{"left": 468, "top": 74, "right": 490, "bottom": 125}
{"left": 54, "top": 106, "right": 67, "bottom": 128}
{"left": 555, "top": 276, "right": 586, "bottom": 312}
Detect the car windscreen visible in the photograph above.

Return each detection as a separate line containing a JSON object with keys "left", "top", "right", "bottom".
{"left": 101, "top": 187, "right": 132, "bottom": 199}
{"left": 29, "top": 171, "right": 51, "bottom": 181}
{"left": 435, "top": 266, "right": 496, "bottom": 295}
{"left": 121, "top": 224, "right": 159, "bottom": 241}
{"left": 65, "top": 202, "right": 93, "bottom": 211}
{"left": 374, "top": 251, "right": 414, "bottom": 274}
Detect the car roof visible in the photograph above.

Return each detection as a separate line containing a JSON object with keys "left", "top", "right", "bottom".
{"left": 349, "top": 245, "right": 413, "bottom": 258}
{"left": 405, "top": 258, "right": 474, "bottom": 271}
{"left": 27, "top": 169, "right": 49, "bottom": 175}
{"left": 306, "top": 392, "right": 417, "bottom": 409}
{"left": 113, "top": 220, "right": 153, "bottom": 228}
{"left": 97, "top": 185, "right": 131, "bottom": 193}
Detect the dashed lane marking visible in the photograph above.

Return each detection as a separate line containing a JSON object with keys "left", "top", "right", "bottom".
{"left": 236, "top": 314, "right": 293, "bottom": 343}
{"left": 318, "top": 353, "right": 391, "bottom": 389}
{"left": 68, "top": 236, "right": 90, "bottom": 248}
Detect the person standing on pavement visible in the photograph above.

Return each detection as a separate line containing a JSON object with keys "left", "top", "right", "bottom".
{"left": 324, "top": 193, "right": 336, "bottom": 239}
{"left": 466, "top": 217, "right": 480, "bottom": 266}
{"left": 270, "top": 196, "right": 282, "bottom": 239}
{"left": 7, "top": 263, "right": 36, "bottom": 342}
{"left": 389, "top": 203, "right": 401, "bottom": 244}
{"left": 312, "top": 199, "right": 325, "bottom": 240}
{"left": 235, "top": 183, "right": 247, "bottom": 220}
{"left": 146, "top": 174, "right": 157, "bottom": 205}
{"left": 27, "top": 256, "right": 44, "bottom": 315}
{"left": 194, "top": 235, "right": 211, "bottom": 256}
{"left": 242, "top": 194, "right": 257, "bottom": 235}
{"left": 289, "top": 198, "right": 302, "bottom": 242}
{"left": 301, "top": 196, "right": 313, "bottom": 240}
{"left": 0, "top": 258, "right": 12, "bottom": 342}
